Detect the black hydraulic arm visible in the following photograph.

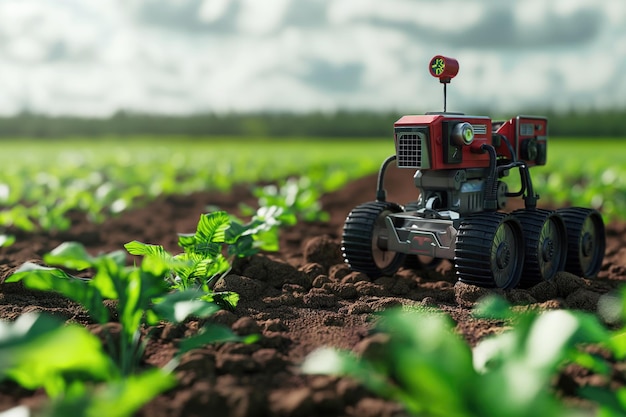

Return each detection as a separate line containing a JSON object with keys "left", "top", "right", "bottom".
{"left": 376, "top": 154, "right": 397, "bottom": 202}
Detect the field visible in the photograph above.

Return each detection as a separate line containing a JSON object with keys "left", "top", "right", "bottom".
{"left": 0, "top": 137, "right": 624, "bottom": 235}
{"left": 1, "top": 136, "right": 626, "bottom": 417}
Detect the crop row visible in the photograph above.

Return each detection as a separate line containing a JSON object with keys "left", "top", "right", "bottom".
{"left": 0, "top": 137, "right": 623, "bottom": 243}
{"left": 0, "top": 137, "right": 387, "bottom": 238}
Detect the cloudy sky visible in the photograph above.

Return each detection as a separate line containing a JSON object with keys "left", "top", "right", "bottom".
{"left": 0, "top": 0, "right": 625, "bottom": 117}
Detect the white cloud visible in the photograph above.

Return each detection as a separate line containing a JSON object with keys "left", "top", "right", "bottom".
{"left": 199, "top": 0, "right": 231, "bottom": 23}
{"left": 328, "top": 0, "right": 484, "bottom": 33}
{"left": 0, "top": 0, "right": 623, "bottom": 116}
{"left": 237, "top": 0, "right": 289, "bottom": 35}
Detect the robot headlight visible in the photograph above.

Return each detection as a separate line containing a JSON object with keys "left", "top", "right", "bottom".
{"left": 452, "top": 122, "right": 474, "bottom": 146}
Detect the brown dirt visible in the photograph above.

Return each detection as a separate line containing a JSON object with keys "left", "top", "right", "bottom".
{"left": 1, "top": 166, "right": 625, "bottom": 416}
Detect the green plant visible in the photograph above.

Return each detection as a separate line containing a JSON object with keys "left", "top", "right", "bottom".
{"left": 126, "top": 208, "right": 293, "bottom": 298}
{"left": 45, "top": 369, "right": 176, "bottom": 417}
{"left": 125, "top": 211, "right": 234, "bottom": 294}
{"left": 575, "top": 287, "right": 626, "bottom": 416}
{"left": 1, "top": 137, "right": 623, "bottom": 236}
{"left": 0, "top": 312, "right": 176, "bottom": 417}
{"left": 303, "top": 298, "right": 613, "bottom": 417}
{"left": 0, "top": 137, "right": 384, "bottom": 234}
{"left": 6, "top": 241, "right": 243, "bottom": 376}
{"left": 0, "top": 313, "right": 116, "bottom": 398}
{"left": 243, "top": 176, "right": 329, "bottom": 223}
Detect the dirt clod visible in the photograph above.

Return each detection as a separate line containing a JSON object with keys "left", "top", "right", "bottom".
{"left": 454, "top": 281, "right": 503, "bottom": 307}
{"left": 303, "top": 235, "right": 343, "bottom": 270}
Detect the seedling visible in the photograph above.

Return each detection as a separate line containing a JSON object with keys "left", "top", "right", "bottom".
{"left": 126, "top": 208, "right": 295, "bottom": 301}
{"left": 6, "top": 241, "right": 245, "bottom": 376}
{"left": 243, "top": 176, "right": 329, "bottom": 223}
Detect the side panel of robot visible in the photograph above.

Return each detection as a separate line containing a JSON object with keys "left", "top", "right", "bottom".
{"left": 494, "top": 116, "right": 548, "bottom": 167}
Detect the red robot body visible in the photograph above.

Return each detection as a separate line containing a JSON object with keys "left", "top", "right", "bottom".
{"left": 341, "top": 56, "right": 605, "bottom": 289}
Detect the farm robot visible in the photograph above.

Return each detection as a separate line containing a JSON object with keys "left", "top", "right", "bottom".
{"left": 341, "top": 56, "right": 606, "bottom": 289}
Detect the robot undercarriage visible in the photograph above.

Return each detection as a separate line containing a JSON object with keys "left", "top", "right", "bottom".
{"left": 342, "top": 199, "right": 605, "bottom": 290}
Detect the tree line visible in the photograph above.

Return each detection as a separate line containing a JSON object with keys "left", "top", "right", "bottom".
{"left": 0, "top": 109, "right": 624, "bottom": 138}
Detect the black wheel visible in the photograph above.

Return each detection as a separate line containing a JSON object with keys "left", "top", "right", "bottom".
{"left": 455, "top": 212, "right": 525, "bottom": 289}
{"left": 342, "top": 201, "right": 406, "bottom": 278}
{"left": 557, "top": 207, "right": 605, "bottom": 278}
{"left": 513, "top": 209, "right": 568, "bottom": 286}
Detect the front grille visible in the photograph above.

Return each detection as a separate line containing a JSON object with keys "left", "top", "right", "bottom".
{"left": 472, "top": 124, "right": 487, "bottom": 135}
{"left": 397, "top": 133, "right": 422, "bottom": 168}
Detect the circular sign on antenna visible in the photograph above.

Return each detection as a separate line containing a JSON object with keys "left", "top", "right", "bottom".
{"left": 429, "top": 55, "right": 459, "bottom": 82}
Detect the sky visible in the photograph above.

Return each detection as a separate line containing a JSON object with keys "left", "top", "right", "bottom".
{"left": 0, "top": 0, "right": 625, "bottom": 117}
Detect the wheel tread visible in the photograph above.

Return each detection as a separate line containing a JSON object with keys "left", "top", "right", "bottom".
{"left": 513, "top": 208, "right": 567, "bottom": 287}
{"left": 342, "top": 201, "right": 406, "bottom": 278}
{"left": 454, "top": 212, "right": 524, "bottom": 289}
{"left": 557, "top": 207, "right": 606, "bottom": 278}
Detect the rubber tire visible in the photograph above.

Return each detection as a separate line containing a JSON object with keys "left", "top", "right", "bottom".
{"left": 342, "top": 201, "right": 406, "bottom": 278}
{"left": 557, "top": 207, "right": 605, "bottom": 278}
{"left": 455, "top": 212, "right": 525, "bottom": 289}
{"left": 513, "top": 209, "right": 568, "bottom": 287}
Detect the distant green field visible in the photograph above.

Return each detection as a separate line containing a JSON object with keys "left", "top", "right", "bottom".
{"left": 526, "top": 138, "right": 626, "bottom": 220}
{"left": 0, "top": 136, "right": 623, "bottom": 235}
{"left": 0, "top": 136, "right": 394, "bottom": 192}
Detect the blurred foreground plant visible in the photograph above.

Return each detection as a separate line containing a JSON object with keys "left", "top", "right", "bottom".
{"left": 303, "top": 297, "right": 616, "bottom": 417}
{"left": 0, "top": 312, "right": 175, "bottom": 417}
{"left": 6, "top": 242, "right": 253, "bottom": 376}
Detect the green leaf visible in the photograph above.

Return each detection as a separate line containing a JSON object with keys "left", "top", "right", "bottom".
{"left": 6, "top": 262, "right": 74, "bottom": 282}
{"left": 224, "top": 218, "right": 247, "bottom": 244}
{"left": 49, "top": 369, "right": 176, "bottom": 417}
{"left": 204, "top": 291, "right": 239, "bottom": 310}
{"left": 101, "top": 249, "right": 128, "bottom": 267}
{"left": 0, "top": 313, "right": 116, "bottom": 398}
{"left": 151, "top": 290, "right": 220, "bottom": 324}
{"left": 472, "top": 295, "right": 514, "bottom": 320}
{"left": 187, "top": 254, "right": 223, "bottom": 280}
{"left": 252, "top": 229, "right": 280, "bottom": 252}
{"left": 301, "top": 347, "right": 357, "bottom": 375}
{"left": 378, "top": 309, "right": 476, "bottom": 416}
{"left": 610, "top": 330, "right": 626, "bottom": 359}
{"left": 177, "top": 233, "right": 195, "bottom": 251}
{"left": 178, "top": 324, "right": 257, "bottom": 356}
{"left": 124, "top": 241, "right": 169, "bottom": 259}
{"left": 580, "top": 386, "right": 626, "bottom": 416}
{"left": 43, "top": 241, "right": 95, "bottom": 271}
{"left": 227, "top": 234, "right": 256, "bottom": 257}
{"left": 6, "top": 264, "right": 110, "bottom": 324}
{"left": 569, "top": 350, "right": 611, "bottom": 376}
{"left": 0, "top": 234, "right": 15, "bottom": 247}
{"left": 139, "top": 254, "right": 182, "bottom": 279}
{"left": 310, "top": 347, "right": 402, "bottom": 400}
{"left": 189, "top": 212, "right": 231, "bottom": 257}
{"left": 473, "top": 309, "right": 610, "bottom": 417}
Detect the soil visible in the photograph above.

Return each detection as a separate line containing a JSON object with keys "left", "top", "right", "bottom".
{"left": 1, "top": 165, "right": 625, "bottom": 416}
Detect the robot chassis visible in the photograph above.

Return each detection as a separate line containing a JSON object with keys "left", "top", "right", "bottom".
{"left": 341, "top": 56, "right": 606, "bottom": 289}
